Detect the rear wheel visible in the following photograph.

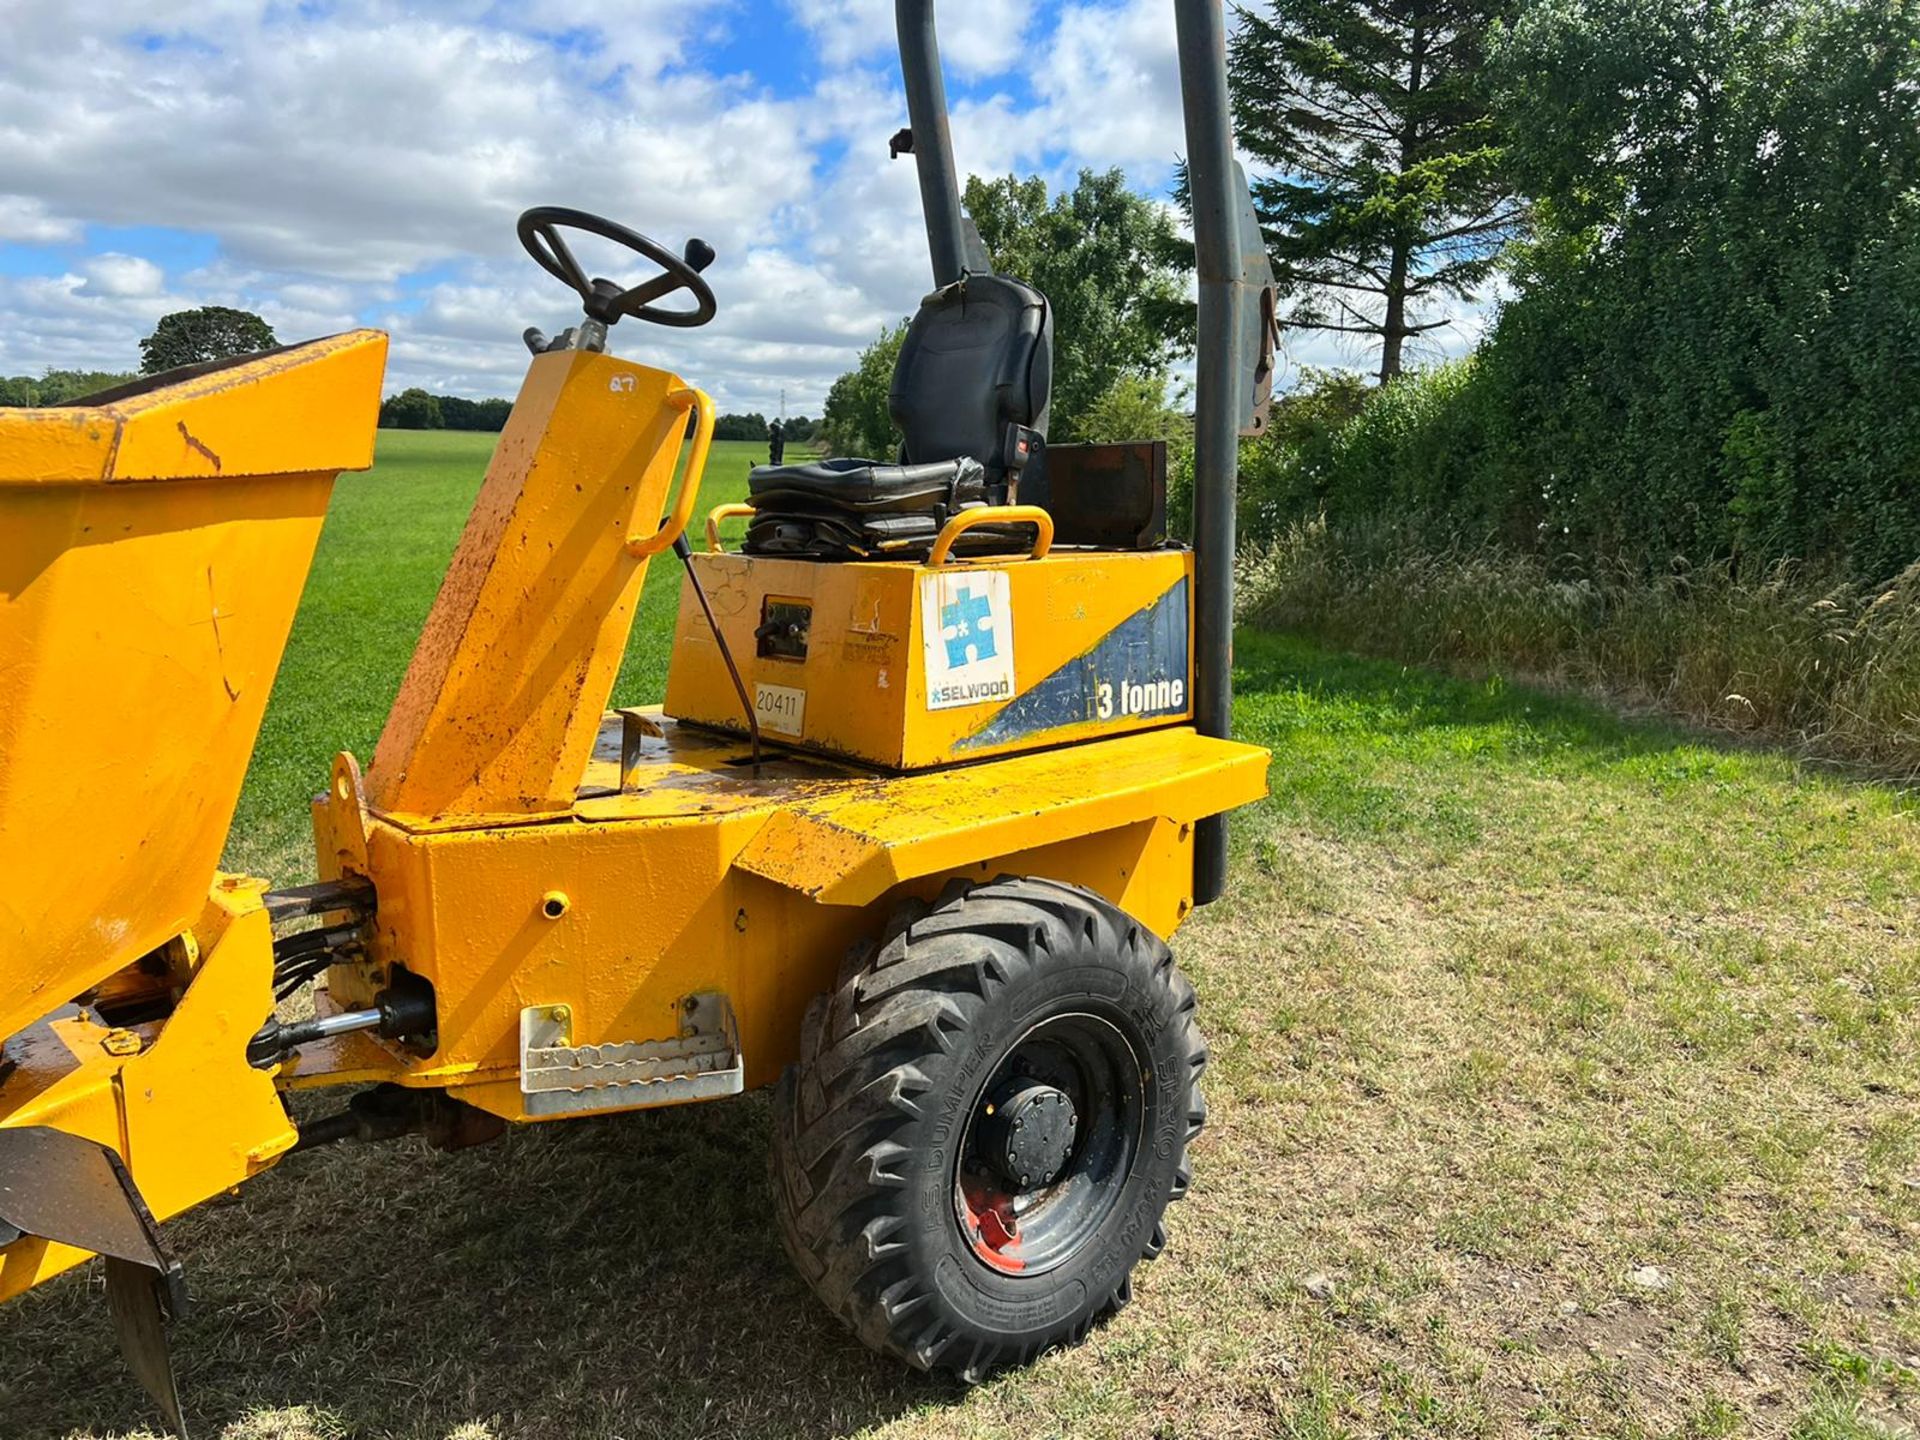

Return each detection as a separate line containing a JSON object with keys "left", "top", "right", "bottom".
{"left": 770, "top": 876, "right": 1207, "bottom": 1381}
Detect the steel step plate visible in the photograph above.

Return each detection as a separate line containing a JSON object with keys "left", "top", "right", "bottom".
{"left": 518, "top": 993, "right": 743, "bottom": 1117}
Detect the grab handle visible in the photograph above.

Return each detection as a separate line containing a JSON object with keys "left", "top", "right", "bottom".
{"left": 927, "top": 505, "right": 1054, "bottom": 567}
{"left": 625, "top": 387, "right": 714, "bottom": 559}
{"left": 705, "top": 503, "right": 757, "bottom": 553}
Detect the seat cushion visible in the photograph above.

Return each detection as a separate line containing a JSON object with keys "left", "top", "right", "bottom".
{"left": 742, "top": 455, "right": 1033, "bottom": 561}
{"left": 747, "top": 456, "right": 989, "bottom": 513}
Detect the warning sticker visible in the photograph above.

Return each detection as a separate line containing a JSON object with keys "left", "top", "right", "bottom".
{"left": 921, "top": 570, "right": 1016, "bottom": 711}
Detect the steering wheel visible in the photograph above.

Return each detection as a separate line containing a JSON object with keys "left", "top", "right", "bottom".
{"left": 517, "top": 206, "right": 717, "bottom": 329}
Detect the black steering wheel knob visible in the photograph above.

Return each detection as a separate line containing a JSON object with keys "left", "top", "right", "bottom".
{"left": 516, "top": 206, "right": 718, "bottom": 329}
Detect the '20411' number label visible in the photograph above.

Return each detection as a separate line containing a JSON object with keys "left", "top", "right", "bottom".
{"left": 754, "top": 683, "right": 805, "bottom": 737}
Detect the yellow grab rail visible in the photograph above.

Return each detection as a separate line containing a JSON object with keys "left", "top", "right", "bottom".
{"left": 928, "top": 504, "right": 1055, "bottom": 567}
{"left": 705, "top": 502, "right": 757, "bottom": 553}
{"left": 626, "top": 386, "right": 714, "bottom": 558}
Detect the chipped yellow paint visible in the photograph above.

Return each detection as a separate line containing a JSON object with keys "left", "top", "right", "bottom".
{"left": 0, "top": 321, "right": 1270, "bottom": 1306}
{"left": 297, "top": 714, "right": 1266, "bottom": 1118}
{"left": 0, "top": 882, "right": 298, "bottom": 1303}
{"left": 0, "top": 332, "right": 387, "bottom": 1042}
{"left": 732, "top": 725, "right": 1269, "bottom": 906}
{"left": 366, "top": 351, "right": 714, "bottom": 821}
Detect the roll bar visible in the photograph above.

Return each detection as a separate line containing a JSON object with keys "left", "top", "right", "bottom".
{"left": 894, "top": 0, "right": 1271, "bottom": 903}
{"left": 895, "top": 1, "right": 970, "bottom": 289}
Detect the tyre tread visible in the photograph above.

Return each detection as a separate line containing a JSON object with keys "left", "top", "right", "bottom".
{"left": 769, "top": 877, "right": 1207, "bottom": 1380}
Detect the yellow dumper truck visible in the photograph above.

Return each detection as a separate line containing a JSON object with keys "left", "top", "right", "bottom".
{"left": 0, "top": 1, "right": 1277, "bottom": 1428}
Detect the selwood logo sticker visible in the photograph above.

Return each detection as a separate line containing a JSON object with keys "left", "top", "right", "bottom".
{"left": 921, "top": 570, "right": 1015, "bottom": 711}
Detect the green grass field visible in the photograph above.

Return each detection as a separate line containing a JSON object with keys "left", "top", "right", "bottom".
{"left": 5, "top": 433, "right": 1920, "bottom": 1440}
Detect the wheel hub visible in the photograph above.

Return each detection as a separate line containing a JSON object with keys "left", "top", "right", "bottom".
{"left": 978, "top": 1082, "right": 1077, "bottom": 1189}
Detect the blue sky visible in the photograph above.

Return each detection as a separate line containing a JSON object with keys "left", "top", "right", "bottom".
{"left": 0, "top": 1, "right": 1485, "bottom": 410}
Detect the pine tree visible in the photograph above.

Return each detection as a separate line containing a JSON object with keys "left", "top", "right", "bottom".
{"left": 1231, "top": 0, "right": 1524, "bottom": 383}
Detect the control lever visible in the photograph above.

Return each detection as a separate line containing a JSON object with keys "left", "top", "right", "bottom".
{"left": 521, "top": 320, "right": 608, "bottom": 356}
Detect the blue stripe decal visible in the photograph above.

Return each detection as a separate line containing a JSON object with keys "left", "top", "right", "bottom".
{"left": 959, "top": 578, "right": 1189, "bottom": 750}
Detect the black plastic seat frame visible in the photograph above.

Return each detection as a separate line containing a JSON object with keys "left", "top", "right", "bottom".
{"left": 745, "top": 272, "right": 1051, "bottom": 560}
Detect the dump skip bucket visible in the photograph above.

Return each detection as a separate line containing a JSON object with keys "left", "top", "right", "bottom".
{"left": 0, "top": 331, "right": 387, "bottom": 1040}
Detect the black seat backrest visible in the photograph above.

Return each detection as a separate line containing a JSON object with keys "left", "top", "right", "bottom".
{"left": 889, "top": 273, "right": 1051, "bottom": 496}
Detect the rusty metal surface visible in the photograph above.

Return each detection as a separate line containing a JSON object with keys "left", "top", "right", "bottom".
{"left": 364, "top": 351, "right": 715, "bottom": 822}
{"left": 0, "top": 1127, "right": 171, "bottom": 1268}
{"left": 106, "top": 1255, "right": 189, "bottom": 1437}
{"left": 1021, "top": 441, "right": 1168, "bottom": 550}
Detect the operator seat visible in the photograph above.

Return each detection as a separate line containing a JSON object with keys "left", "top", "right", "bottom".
{"left": 744, "top": 272, "right": 1052, "bottom": 559}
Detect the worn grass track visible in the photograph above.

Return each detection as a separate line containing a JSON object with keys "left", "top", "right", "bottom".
{"left": 3, "top": 435, "right": 1917, "bottom": 1440}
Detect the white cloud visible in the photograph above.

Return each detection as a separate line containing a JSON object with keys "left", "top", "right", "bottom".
{"left": 0, "top": 4, "right": 821, "bottom": 283}
{"left": 0, "top": 195, "right": 81, "bottom": 244}
{"left": 785, "top": 0, "right": 1035, "bottom": 78}
{"left": 79, "top": 254, "right": 166, "bottom": 298}
{"left": 0, "top": 0, "right": 1485, "bottom": 411}
{"left": 1038, "top": 0, "right": 1185, "bottom": 176}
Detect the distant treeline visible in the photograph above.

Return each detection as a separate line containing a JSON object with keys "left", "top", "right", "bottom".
{"left": 715, "top": 412, "right": 817, "bottom": 442}
{"left": 379, "top": 389, "right": 513, "bottom": 430}
{"left": 380, "top": 386, "right": 818, "bottom": 442}
{"left": 0, "top": 370, "right": 139, "bottom": 406}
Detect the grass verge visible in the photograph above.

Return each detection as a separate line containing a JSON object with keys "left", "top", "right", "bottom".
{"left": 5, "top": 618, "right": 1917, "bottom": 1437}
{"left": 1239, "top": 517, "right": 1920, "bottom": 778}
{"left": 5, "top": 439, "right": 1917, "bottom": 1437}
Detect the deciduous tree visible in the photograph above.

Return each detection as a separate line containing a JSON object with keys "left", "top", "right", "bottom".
{"left": 380, "top": 388, "right": 443, "bottom": 430}
{"left": 963, "top": 169, "right": 1185, "bottom": 440}
{"left": 138, "top": 306, "right": 277, "bottom": 374}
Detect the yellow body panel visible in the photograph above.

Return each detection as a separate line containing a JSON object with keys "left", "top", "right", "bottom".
{"left": 367, "top": 352, "right": 713, "bottom": 821}
{"left": 663, "top": 549, "right": 1195, "bottom": 769}
{"left": 0, "top": 332, "right": 387, "bottom": 1041}
{"left": 732, "top": 723, "right": 1265, "bottom": 906}
{"left": 307, "top": 715, "right": 1267, "bottom": 1119}
{"left": 0, "top": 882, "right": 297, "bottom": 1303}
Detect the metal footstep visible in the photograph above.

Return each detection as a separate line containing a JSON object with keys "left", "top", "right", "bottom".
{"left": 519, "top": 994, "right": 743, "bottom": 1117}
